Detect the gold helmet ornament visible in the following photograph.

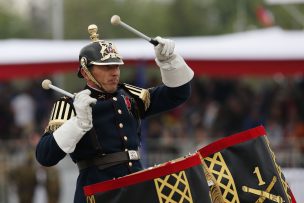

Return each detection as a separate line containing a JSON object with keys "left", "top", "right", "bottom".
{"left": 78, "top": 24, "right": 124, "bottom": 78}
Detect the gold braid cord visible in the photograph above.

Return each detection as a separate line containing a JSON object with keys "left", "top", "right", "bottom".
{"left": 264, "top": 137, "right": 292, "bottom": 203}
{"left": 204, "top": 152, "right": 240, "bottom": 203}
{"left": 44, "top": 98, "right": 76, "bottom": 133}
{"left": 200, "top": 155, "right": 225, "bottom": 203}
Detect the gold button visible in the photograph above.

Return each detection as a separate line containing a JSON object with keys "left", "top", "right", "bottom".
{"left": 118, "top": 109, "right": 122, "bottom": 114}
{"left": 113, "top": 97, "right": 117, "bottom": 101}
{"left": 123, "top": 136, "right": 128, "bottom": 141}
{"left": 128, "top": 162, "right": 133, "bottom": 167}
{"left": 119, "top": 123, "right": 123, "bottom": 128}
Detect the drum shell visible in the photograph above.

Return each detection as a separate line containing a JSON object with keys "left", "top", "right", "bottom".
{"left": 84, "top": 153, "right": 212, "bottom": 203}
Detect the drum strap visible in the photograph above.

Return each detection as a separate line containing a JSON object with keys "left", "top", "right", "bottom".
{"left": 76, "top": 150, "right": 140, "bottom": 171}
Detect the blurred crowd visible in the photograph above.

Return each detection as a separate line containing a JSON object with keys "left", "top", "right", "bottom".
{"left": 143, "top": 75, "right": 304, "bottom": 167}
{"left": 0, "top": 80, "right": 59, "bottom": 203}
{"left": 0, "top": 80, "right": 55, "bottom": 140}
{"left": 0, "top": 75, "right": 304, "bottom": 202}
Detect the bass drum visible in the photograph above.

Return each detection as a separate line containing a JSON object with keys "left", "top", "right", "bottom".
{"left": 198, "top": 125, "right": 296, "bottom": 203}
{"left": 83, "top": 153, "right": 212, "bottom": 203}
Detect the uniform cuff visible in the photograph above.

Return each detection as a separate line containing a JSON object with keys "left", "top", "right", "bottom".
{"left": 156, "top": 54, "right": 194, "bottom": 87}
{"left": 53, "top": 117, "right": 86, "bottom": 153}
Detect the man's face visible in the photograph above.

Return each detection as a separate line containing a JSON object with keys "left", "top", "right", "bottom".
{"left": 84, "top": 64, "right": 120, "bottom": 93}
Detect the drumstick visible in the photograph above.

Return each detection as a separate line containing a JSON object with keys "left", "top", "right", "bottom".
{"left": 42, "top": 79, "right": 75, "bottom": 98}
{"left": 111, "top": 15, "right": 159, "bottom": 46}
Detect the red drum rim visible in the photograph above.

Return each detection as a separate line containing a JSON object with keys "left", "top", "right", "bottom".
{"left": 84, "top": 153, "right": 202, "bottom": 196}
{"left": 199, "top": 125, "right": 266, "bottom": 157}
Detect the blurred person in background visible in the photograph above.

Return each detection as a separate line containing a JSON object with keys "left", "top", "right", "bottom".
{"left": 0, "top": 83, "right": 17, "bottom": 140}
{"left": 9, "top": 150, "right": 37, "bottom": 203}
{"left": 10, "top": 88, "right": 36, "bottom": 137}
{"left": 10, "top": 131, "right": 60, "bottom": 203}
{"left": 36, "top": 24, "right": 194, "bottom": 203}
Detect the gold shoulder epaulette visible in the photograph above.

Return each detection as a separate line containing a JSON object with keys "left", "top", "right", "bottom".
{"left": 44, "top": 97, "right": 76, "bottom": 133}
{"left": 123, "top": 83, "right": 150, "bottom": 111}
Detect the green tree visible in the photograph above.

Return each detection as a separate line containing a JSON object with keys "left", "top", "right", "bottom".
{"left": 64, "top": 0, "right": 171, "bottom": 39}
{"left": 1, "top": 0, "right": 304, "bottom": 39}
{"left": 0, "top": 7, "right": 31, "bottom": 38}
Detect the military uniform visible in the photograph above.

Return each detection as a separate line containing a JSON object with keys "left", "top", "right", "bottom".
{"left": 36, "top": 82, "right": 191, "bottom": 202}
{"left": 36, "top": 24, "right": 194, "bottom": 203}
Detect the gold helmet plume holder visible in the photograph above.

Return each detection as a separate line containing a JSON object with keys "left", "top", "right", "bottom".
{"left": 88, "top": 24, "right": 99, "bottom": 42}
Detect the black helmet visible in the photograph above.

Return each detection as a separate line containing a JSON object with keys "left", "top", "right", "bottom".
{"left": 78, "top": 24, "right": 124, "bottom": 78}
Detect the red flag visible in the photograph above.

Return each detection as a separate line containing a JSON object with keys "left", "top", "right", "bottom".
{"left": 256, "top": 5, "right": 275, "bottom": 27}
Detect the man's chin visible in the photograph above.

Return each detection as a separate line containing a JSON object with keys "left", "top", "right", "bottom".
{"left": 105, "top": 85, "right": 118, "bottom": 93}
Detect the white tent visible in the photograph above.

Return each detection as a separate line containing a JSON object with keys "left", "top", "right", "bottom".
{"left": 266, "top": 0, "right": 304, "bottom": 4}
{"left": 0, "top": 27, "right": 304, "bottom": 80}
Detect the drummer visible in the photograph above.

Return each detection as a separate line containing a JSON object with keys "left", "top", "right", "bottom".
{"left": 35, "top": 24, "right": 194, "bottom": 203}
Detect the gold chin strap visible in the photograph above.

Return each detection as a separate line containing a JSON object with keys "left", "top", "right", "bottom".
{"left": 81, "top": 65, "right": 110, "bottom": 93}
{"left": 82, "top": 66, "right": 102, "bottom": 88}
{"left": 80, "top": 56, "right": 108, "bottom": 92}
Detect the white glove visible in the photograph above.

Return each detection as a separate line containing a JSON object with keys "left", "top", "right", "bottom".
{"left": 154, "top": 37, "right": 194, "bottom": 87}
{"left": 154, "top": 36, "right": 175, "bottom": 62}
{"left": 53, "top": 89, "right": 97, "bottom": 153}
{"left": 74, "top": 89, "right": 97, "bottom": 131}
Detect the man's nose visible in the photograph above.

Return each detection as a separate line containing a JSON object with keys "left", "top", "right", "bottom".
{"left": 111, "top": 66, "right": 119, "bottom": 74}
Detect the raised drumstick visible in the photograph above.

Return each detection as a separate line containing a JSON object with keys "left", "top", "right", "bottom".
{"left": 111, "top": 15, "right": 159, "bottom": 46}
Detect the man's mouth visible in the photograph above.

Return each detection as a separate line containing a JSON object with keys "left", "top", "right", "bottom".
{"left": 109, "top": 79, "right": 119, "bottom": 84}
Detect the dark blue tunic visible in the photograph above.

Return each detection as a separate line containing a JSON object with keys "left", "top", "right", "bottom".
{"left": 36, "top": 82, "right": 191, "bottom": 203}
